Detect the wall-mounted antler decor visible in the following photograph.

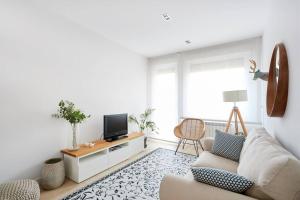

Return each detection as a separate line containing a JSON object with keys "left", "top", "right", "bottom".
{"left": 249, "top": 59, "right": 269, "bottom": 81}
{"left": 249, "top": 43, "right": 289, "bottom": 117}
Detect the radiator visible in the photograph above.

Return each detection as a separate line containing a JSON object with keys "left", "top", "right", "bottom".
{"left": 203, "top": 119, "right": 262, "bottom": 137}
{"left": 204, "top": 120, "right": 227, "bottom": 137}
{"left": 149, "top": 118, "right": 262, "bottom": 142}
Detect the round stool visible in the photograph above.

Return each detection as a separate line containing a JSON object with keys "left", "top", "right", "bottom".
{"left": 0, "top": 179, "right": 40, "bottom": 200}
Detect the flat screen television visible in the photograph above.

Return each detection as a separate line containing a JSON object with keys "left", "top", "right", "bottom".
{"left": 103, "top": 113, "right": 128, "bottom": 141}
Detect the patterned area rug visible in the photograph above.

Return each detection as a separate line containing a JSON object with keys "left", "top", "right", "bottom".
{"left": 63, "top": 148, "right": 196, "bottom": 200}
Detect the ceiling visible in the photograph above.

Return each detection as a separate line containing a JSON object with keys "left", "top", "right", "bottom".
{"left": 32, "top": 0, "right": 269, "bottom": 57}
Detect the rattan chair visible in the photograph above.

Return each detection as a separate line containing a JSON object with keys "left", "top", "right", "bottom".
{"left": 174, "top": 118, "right": 205, "bottom": 156}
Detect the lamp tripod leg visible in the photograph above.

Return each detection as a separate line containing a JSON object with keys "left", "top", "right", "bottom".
{"left": 236, "top": 109, "right": 248, "bottom": 136}
{"left": 234, "top": 108, "right": 239, "bottom": 134}
{"left": 225, "top": 109, "right": 234, "bottom": 133}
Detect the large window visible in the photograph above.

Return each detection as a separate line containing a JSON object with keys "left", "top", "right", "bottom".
{"left": 150, "top": 63, "right": 178, "bottom": 141}
{"left": 183, "top": 57, "right": 249, "bottom": 120}
{"left": 148, "top": 39, "right": 262, "bottom": 141}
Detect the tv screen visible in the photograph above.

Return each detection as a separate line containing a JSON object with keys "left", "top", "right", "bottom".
{"left": 104, "top": 113, "right": 128, "bottom": 141}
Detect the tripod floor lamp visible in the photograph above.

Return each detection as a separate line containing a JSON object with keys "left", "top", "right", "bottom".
{"left": 223, "top": 90, "right": 248, "bottom": 136}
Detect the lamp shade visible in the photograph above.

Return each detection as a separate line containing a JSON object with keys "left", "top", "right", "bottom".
{"left": 223, "top": 90, "right": 248, "bottom": 102}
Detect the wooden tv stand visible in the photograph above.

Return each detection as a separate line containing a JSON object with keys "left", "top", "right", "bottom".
{"left": 61, "top": 132, "right": 144, "bottom": 183}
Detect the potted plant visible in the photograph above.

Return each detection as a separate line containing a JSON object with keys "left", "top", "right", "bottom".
{"left": 52, "top": 100, "right": 90, "bottom": 151}
{"left": 128, "top": 108, "right": 158, "bottom": 148}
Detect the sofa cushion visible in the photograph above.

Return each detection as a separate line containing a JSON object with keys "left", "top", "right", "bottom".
{"left": 191, "top": 167, "right": 254, "bottom": 193}
{"left": 160, "top": 175, "right": 259, "bottom": 200}
{"left": 192, "top": 151, "right": 238, "bottom": 173}
{"left": 240, "top": 128, "right": 275, "bottom": 161}
{"left": 201, "top": 137, "right": 215, "bottom": 152}
{"left": 212, "top": 130, "right": 245, "bottom": 161}
{"left": 245, "top": 186, "right": 273, "bottom": 200}
{"left": 237, "top": 128, "right": 300, "bottom": 200}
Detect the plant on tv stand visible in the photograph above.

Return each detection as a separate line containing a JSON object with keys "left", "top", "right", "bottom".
{"left": 52, "top": 100, "right": 90, "bottom": 151}
{"left": 128, "top": 108, "right": 158, "bottom": 147}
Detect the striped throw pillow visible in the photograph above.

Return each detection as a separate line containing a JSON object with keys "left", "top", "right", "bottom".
{"left": 212, "top": 130, "right": 245, "bottom": 161}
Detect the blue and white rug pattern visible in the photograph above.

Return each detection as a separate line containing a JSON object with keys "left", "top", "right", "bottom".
{"left": 63, "top": 148, "right": 196, "bottom": 200}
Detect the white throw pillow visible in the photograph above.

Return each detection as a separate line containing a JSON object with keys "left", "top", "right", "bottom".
{"left": 237, "top": 128, "right": 300, "bottom": 200}
{"left": 239, "top": 128, "right": 275, "bottom": 162}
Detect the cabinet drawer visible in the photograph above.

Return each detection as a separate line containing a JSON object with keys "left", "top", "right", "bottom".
{"left": 108, "top": 145, "right": 130, "bottom": 166}
{"left": 129, "top": 137, "right": 144, "bottom": 157}
{"left": 79, "top": 150, "right": 108, "bottom": 181}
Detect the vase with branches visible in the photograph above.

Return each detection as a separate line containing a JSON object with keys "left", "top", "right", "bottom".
{"left": 128, "top": 108, "right": 158, "bottom": 148}
{"left": 52, "top": 100, "right": 90, "bottom": 151}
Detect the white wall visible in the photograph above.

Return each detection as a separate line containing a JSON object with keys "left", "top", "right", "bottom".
{"left": 0, "top": 1, "right": 147, "bottom": 183}
{"left": 262, "top": 0, "right": 300, "bottom": 158}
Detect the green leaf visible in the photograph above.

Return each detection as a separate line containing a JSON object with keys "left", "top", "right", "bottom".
{"left": 52, "top": 100, "right": 90, "bottom": 124}
{"left": 128, "top": 108, "right": 158, "bottom": 134}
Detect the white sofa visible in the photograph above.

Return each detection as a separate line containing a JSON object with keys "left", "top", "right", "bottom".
{"left": 160, "top": 128, "right": 300, "bottom": 200}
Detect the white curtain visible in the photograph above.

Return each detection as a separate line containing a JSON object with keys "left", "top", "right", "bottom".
{"left": 183, "top": 57, "right": 252, "bottom": 120}
{"left": 149, "top": 62, "right": 178, "bottom": 141}
{"left": 148, "top": 39, "right": 262, "bottom": 141}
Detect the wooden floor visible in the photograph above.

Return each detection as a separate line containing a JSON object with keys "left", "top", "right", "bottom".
{"left": 40, "top": 138, "right": 201, "bottom": 200}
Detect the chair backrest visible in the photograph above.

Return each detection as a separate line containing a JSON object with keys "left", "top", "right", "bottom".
{"left": 179, "top": 118, "right": 205, "bottom": 140}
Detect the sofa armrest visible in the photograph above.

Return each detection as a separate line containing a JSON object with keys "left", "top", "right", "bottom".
{"left": 201, "top": 137, "right": 214, "bottom": 152}
{"left": 160, "top": 175, "right": 257, "bottom": 200}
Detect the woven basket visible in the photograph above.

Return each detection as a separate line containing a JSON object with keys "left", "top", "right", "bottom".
{"left": 41, "top": 158, "right": 65, "bottom": 190}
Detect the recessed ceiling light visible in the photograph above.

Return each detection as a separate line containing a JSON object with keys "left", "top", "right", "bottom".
{"left": 162, "top": 13, "right": 170, "bottom": 21}
{"left": 185, "top": 40, "right": 191, "bottom": 44}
